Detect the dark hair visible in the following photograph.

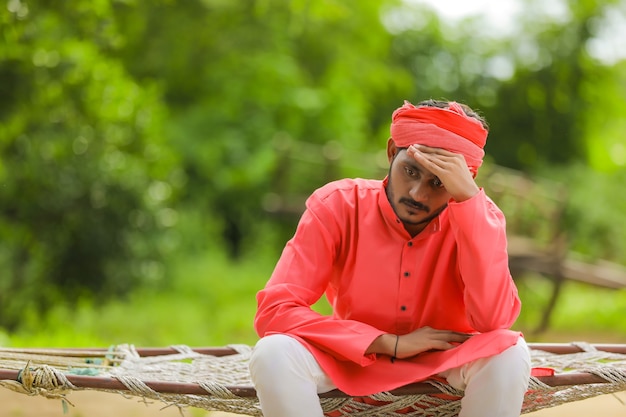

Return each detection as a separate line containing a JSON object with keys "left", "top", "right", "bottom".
{"left": 417, "top": 99, "right": 489, "bottom": 131}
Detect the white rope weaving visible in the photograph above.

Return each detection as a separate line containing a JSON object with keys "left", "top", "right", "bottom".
{"left": 0, "top": 343, "right": 624, "bottom": 416}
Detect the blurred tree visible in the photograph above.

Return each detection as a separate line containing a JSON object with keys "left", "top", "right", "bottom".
{"left": 111, "top": 0, "right": 411, "bottom": 257}
{"left": 1, "top": 0, "right": 625, "bottom": 335}
{"left": 389, "top": 0, "right": 626, "bottom": 171}
{"left": 0, "top": 1, "right": 179, "bottom": 330}
{"left": 385, "top": 5, "right": 488, "bottom": 103}
{"left": 485, "top": 0, "right": 622, "bottom": 169}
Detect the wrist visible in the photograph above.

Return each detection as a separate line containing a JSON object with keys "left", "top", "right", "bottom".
{"left": 452, "top": 185, "right": 480, "bottom": 203}
{"left": 390, "top": 334, "right": 400, "bottom": 363}
{"left": 366, "top": 333, "right": 397, "bottom": 356}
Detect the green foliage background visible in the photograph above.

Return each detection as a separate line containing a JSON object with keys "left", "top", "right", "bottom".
{"left": 1, "top": 0, "right": 625, "bottom": 346}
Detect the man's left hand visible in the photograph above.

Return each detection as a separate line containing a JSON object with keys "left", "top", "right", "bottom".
{"left": 407, "top": 144, "right": 479, "bottom": 202}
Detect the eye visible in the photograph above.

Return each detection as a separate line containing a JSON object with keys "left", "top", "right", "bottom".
{"left": 404, "top": 166, "right": 417, "bottom": 177}
{"left": 432, "top": 177, "right": 444, "bottom": 188}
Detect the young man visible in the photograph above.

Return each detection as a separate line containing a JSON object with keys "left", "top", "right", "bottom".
{"left": 250, "top": 99, "right": 531, "bottom": 417}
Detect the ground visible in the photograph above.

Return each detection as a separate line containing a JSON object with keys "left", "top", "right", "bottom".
{"left": 1, "top": 389, "right": 624, "bottom": 417}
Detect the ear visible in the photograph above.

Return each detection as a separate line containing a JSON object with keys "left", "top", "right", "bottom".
{"left": 386, "top": 138, "right": 398, "bottom": 163}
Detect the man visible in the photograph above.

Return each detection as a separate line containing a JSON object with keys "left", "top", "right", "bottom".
{"left": 249, "top": 99, "right": 531, "bottom": 417}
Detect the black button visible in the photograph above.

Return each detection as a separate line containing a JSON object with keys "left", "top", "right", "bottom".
{"left": 407, "top": 241, "right": 413, "bottom": 247}
{"left": 403, "top": 271, "right": 410, "bottom": 277}
{"left": 400, "top": 306, "right": 407, "bottom": 311}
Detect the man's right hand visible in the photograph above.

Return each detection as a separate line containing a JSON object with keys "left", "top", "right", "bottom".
{"left": 366, "top": 327, "right": 472, "bottom": 359}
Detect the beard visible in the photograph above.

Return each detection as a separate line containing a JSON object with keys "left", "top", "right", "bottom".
{"left": 385, "top": 167, "right": 448, "bottom": 228}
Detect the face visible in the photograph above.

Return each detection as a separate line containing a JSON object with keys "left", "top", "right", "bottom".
{"left": 385, "top": 141, "right": 452, "bottom": 236}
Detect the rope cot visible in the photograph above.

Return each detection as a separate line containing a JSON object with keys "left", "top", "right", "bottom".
{"left": 0, "top": 343, "right": 625, "bottom": 416}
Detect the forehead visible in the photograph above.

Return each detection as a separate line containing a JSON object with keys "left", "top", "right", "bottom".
{"left": 394, "top": 149, "right": 436, "bottom": 176}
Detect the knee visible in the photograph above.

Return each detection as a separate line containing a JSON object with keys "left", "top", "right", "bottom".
{"left": 503, "top": 338, "right": 531, "bottom": 375}
{"left": 486, "top": 338, "right": 532, "bottom": 386}
{"left": 249, "top": 334, "right": 298, "bottom": 380}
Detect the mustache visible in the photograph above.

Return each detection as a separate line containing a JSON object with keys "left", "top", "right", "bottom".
{"left": 399, "top": 197, "right": 430, "bottom": 213}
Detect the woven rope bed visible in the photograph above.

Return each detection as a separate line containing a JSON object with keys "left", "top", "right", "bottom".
{"left": 1, "top": 342, "right": 625, "bottom": 416}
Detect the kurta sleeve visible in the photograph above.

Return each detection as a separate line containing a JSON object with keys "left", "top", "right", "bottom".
{"left": 447, "top": 189, "right": 521, "bottom": 332}
{"left": 254, "top": 188, "right": 386, "bottom": 366}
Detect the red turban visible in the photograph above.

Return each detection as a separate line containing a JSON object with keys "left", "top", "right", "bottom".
{"left": 390, "top": 100, "right": 488, "bottom": 174}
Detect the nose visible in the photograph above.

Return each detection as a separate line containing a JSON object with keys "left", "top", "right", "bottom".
{"left": 409, "top": 179, "right": 429, "bottom": 202}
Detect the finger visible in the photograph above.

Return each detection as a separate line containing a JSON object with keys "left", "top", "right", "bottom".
{"left": 412, "top": 144, "right": 458, "bottom": 157}
{"left": 410, "top": 148, "right": 460, "bottom": 172}
{"left": 441, "top": 330, "right": 474, "bottom": 337}
{"left": 416, "top": 153, "right": 474, "bottom": 183}
{"left": 411, "top": 146, "right": 468, "bottom": 169}
{"left": 447, "top": 333, "right": 472, "bottom": 343}
{"left": 409, "top": 149, "right": 449, "bottom": 172}
{"left": 433, "top": 330, "right": 473, "bottom": 342}
{"left": 428, "top": 341, "right": 458, "bottom": 351}
{"left": 408, "top": 145, "right": 445, "bottom": 159}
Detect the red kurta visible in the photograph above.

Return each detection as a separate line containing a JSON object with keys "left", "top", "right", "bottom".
{"left": 254, "top": 178, "right": 522, "bottom": 396}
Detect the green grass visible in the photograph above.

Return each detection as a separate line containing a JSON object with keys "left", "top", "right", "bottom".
{"left": 3, "top": 252, "right": 626, "bottom": 348}
{"left": 3, "top": 251, "right": 273, "bottom": 348}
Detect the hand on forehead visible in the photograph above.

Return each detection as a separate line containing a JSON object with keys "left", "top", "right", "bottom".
{"left": 409, "top": 144, "right": 458, "bottom": 155}
{"left": 390, "top": 101, "right": 488, "bottom": 175}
